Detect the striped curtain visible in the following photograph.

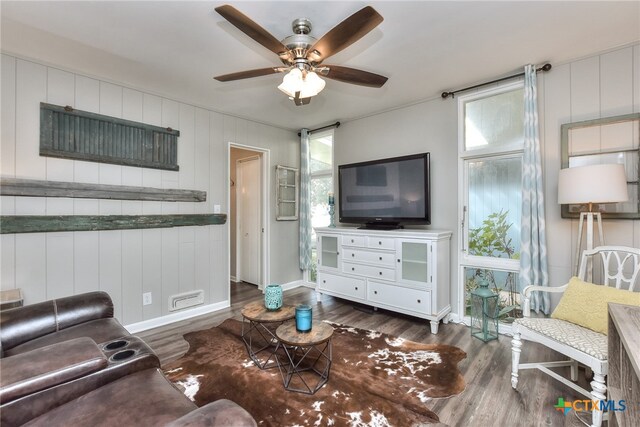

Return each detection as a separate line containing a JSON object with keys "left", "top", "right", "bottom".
{"left": 519, "top": 64, "right": 550, "bottom": 314}
{"left": 299, "top": 129, "right": 312, "bottom": 270}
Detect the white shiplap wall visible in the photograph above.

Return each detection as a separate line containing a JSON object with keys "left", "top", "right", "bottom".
{"left": 0, "top": 54, "right": 300, "bottom": 326}
{"left": 542, "top": 44, "right": 640, "bottom": 302}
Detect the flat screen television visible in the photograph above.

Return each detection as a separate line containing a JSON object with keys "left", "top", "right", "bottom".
{"left": 338, "top": 153, "right": 430, "bottom": 229}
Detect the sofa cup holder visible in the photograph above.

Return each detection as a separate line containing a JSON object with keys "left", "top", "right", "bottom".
{"left": 104, "top": 339, "right": 129, "bottom": 351}
{"left": 110, "top": 349, "right": 136, "bottom": 362}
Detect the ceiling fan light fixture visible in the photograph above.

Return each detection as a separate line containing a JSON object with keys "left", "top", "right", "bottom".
{"left": 277, "top": 68, "right": 303, "bottom": 97}
{"left": 301, "top": 71, "right": 326, "bottom": 97}
{"left": 278, "top": 68, "right": 325, "bottom": 99}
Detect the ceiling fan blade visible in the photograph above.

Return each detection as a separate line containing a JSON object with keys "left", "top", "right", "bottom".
{"left": 323, "top": 65, "right": 388, "bottom": 88}
{"left": 306, "top": 6, "right": 383, "bottom": 63}
{"left": 214, "top": 67, "right": 280, "bottom": 82}
{"left": 215, "top": 5, "right": 289, "bottom": 59}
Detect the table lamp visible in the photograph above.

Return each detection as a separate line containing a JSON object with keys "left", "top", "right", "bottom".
{"left": 557, "top": 163, "right": 628, "bottom": 276}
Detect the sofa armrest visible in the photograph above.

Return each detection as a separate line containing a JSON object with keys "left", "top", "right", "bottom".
{"left": 522, "top": 284, "right": 568, "bottom": 317}
{"left": 0, "top": 337, "right": 107, "bottom": 404}
{"left": 0, "top": 291, "right": 113, "bottom": 354}
{"left": 167, "top": 399, "right": 257, "bottom": 427}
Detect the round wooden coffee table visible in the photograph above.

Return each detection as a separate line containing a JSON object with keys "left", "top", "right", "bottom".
{"left": 275, "top": 322, "right": 333, "bottom": 394}
{"left": 241, "top": 301, "right": 295, "bottom": 370}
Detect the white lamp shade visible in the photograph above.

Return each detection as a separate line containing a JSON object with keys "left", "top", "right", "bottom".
{"left": 299, "top": 71, "right": 325, "bottom": 98}
{"left": 277, "top": 69, "right": 325, "bottom": 99}
{"left": 277, "top": 68, "right": 303, "bottom": 98}
{"left": 557, "top": 163, "right": 628, "bottom": 205}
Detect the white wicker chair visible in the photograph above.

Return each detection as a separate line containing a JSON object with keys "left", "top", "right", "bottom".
{"left": 511, "top": 246, "right": 640, "bottom": 427}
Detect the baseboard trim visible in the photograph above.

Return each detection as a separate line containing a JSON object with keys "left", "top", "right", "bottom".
{"left": 125, "top": 280, "right": 318, "bottom": 333}
{"left": 281, "top": 280, "right": 304, "bottom": 291}
{"left": 230, "top": 276, "right": 239, "bottom": 283}
{"left": 448, "top": 313, "right": 462, "bottom": 324}
{"left": 125, "top": 300, "right": 230, "bottom": 334}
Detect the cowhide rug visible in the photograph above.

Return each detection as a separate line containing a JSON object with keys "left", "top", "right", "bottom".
{"left": 163, "top": 318, "right": 466, "bottom": 427}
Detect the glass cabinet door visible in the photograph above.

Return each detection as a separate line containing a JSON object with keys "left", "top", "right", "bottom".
{"left": 398, "top": 240, "right": 430, "bottom": 284}
{"left": 319, "top": 235, "right": 339, "bottom": 270}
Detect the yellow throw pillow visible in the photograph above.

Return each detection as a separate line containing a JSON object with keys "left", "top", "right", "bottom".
{"left": 551, "top": 276, "right": 640, "bottom": 335}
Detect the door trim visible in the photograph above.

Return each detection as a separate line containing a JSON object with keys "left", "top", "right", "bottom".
{"left": 228, "top": 142, "right": 270, "bottom": 292}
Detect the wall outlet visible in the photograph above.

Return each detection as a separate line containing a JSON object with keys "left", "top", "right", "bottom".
{"left": 143, "top": 292, "right": 152, "bottom": 306}
{"left": 214, "top": 204, "right": 221, "bottom": 214}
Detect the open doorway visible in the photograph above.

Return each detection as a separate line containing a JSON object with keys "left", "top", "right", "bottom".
{"left": 229, "top": 144, "right": 270, "bottom": 297}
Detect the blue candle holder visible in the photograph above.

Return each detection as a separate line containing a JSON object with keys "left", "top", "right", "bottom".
{"left": 295, "top": 305, "right": 312, "bottom": 333}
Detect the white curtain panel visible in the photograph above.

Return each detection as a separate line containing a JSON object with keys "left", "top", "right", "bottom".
{"left": 520, "top": 64, "right": 550, "bottom": 314}
{"left": 299, "top": 129, "right": 312, "bottom": 270}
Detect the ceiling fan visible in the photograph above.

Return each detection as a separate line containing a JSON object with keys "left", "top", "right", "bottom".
{"left": 213, "top": 4, "right": 388, "bottom": 106}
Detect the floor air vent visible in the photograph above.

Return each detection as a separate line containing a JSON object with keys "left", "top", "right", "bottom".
{"left": 168, "top": 290, "right": 204, "bottom": 312}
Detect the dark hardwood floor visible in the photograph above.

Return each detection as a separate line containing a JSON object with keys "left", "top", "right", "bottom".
{"left": 138, "top": 282, "right": 592, "bottom": 427}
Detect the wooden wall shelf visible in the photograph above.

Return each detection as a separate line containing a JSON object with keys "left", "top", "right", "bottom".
{"left": 0, "top": 178, "right": 206, "bottom": 202}
{"left": 0, "top": 214, "right": 226, "bottom": 234}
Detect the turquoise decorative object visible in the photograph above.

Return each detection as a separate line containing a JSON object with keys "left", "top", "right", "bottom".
{"left": 470, "top": 280, "right": 499, "bottom": 342}
{"left": 264, "top": 284, "right": 283, "bottom": 311}
{"left": 295, "top": 305, "right": 312, "bottom": 332}
{"left": 328, "top": 192, "right": 336, "bottom": 228}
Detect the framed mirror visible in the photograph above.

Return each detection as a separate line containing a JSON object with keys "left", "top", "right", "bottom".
{"left": 561, "top": 113, "right": 640, "bottom": 219}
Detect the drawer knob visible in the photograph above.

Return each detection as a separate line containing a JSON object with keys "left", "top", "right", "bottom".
{"left": 351, "top": 239, "right": 354, "bottom": 243}
{"left": 374, "top": 290, "right": 378, "bottom": 295}
{"left": 352, "top": 253, "right": 355, "bottom": 257}
{"left": 355, "top": 286, "right": 358, "bottom": 290}
{"left": 323, "top": 280, "right": 326, "bottom": 283}
{"left": 417, "top": 299, "right": 421, "bottom": 303}
{"left": 379, "top": 256, "right": 382, "bottom": 260}
{"left": 352, "top": 267, "right": 355, "bottom": 271}
{"left": 397, "top": 259, "right": 400, "bottom": 263}
{"left": 379, "top": 271, "right": 382, "bottom": 275}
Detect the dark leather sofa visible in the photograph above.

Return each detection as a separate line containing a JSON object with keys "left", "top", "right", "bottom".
{"left": 0, "top": 292, "right": 256, "bottom": 427}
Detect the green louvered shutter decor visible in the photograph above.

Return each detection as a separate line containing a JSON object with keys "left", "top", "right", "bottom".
{"left": 40, "top": 103, "right": 180, "bottom": 171}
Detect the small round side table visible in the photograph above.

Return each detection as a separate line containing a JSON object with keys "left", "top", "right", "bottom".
{"left": 275, "top": 322, "right": 334, "bottom": 394}
{"left": 241, "top": 301, "right": 295, "bottom": 370}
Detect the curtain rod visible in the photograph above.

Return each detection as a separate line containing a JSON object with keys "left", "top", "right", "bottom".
{"left": 441, "top": 63, "right": 552, "bottom": 99}
{"left": 298, "top": 121, "right": 340, "bottom": 137}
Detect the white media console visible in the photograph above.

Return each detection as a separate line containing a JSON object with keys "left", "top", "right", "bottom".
{"left": 315, "top": 227, "right": 452, "bottom": 334}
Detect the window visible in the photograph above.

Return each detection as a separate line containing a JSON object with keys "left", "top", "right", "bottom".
{"left": 308, "top": 130, "right": 334, "bottom": 282}
{"left": 459, "top": 83, "right": 524, "bottom": 323}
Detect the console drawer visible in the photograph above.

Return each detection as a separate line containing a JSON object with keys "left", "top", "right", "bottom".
{"left": 342, "top": 262, "right": 395, "bottom": 281}
{"left": 317, "top": 272, "right": 365, "bottom": 300}
{"left": 342, "top": 248, "right": 395, "bottom": 266}
{"left": 368, "top": 280, "right": 432, "bottom": 314}
{"left": 342, "top": 235, "right": 366, "bottom": 247}
{"left": 367, "top": 236, "right": 395, "bottom": 250}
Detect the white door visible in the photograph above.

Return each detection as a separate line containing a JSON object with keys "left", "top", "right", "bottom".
{"left": 237, "top": 156, "right": 261, "bottom": 286}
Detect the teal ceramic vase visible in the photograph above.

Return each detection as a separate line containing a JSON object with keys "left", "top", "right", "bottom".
{"left": 264, "top": 284, "right": 283, "bottom": 311}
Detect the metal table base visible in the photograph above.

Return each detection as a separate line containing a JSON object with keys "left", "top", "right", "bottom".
{"left": 241, "top": 317, "right": 286, "bottom": 370}
{"left": 278, "top": 340, "right": 332, "bottom": 394}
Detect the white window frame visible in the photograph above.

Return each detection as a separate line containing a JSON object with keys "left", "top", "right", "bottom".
{"left": 457, "top": 82, "right": 524, "bottom": 322}
{"left": 305, "top": 129, "right": 335, "bottom": 283}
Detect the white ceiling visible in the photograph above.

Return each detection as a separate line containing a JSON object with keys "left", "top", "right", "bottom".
{"left": 1, "top": 1, "right": 638, "bottom": 130}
